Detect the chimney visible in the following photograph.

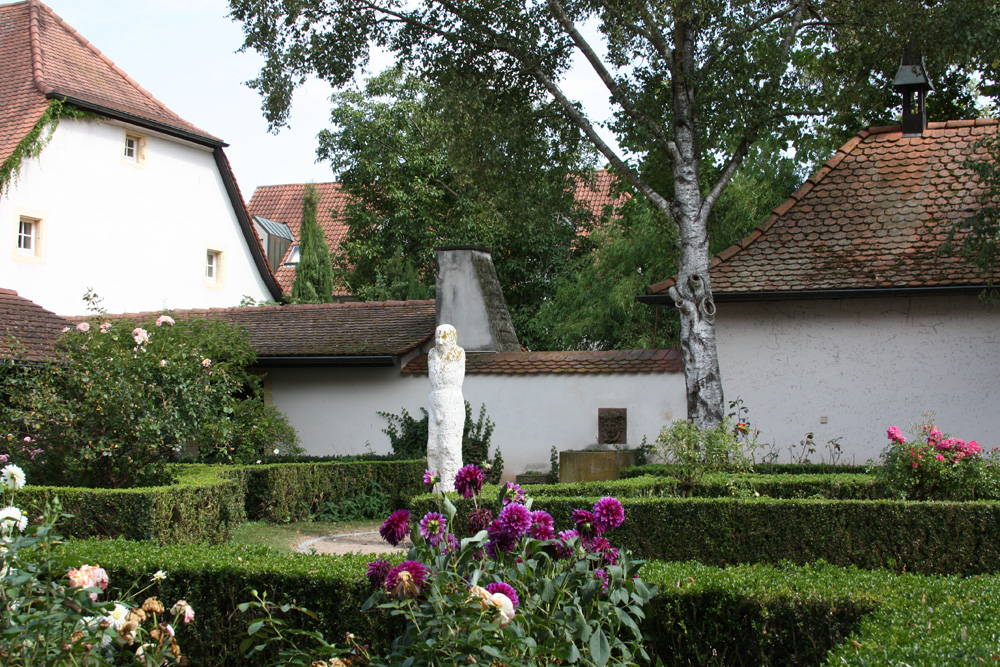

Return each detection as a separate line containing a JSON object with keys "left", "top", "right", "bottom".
{"left": 435, "top": 246, "right": 520, "bottom": 353}
{"left": 893, "top": 50, "right": 933, "bottom": 137}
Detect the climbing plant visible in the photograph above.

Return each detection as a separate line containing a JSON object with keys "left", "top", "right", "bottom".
{"left": 0, "top": 99, "right": 90, "bottom": 195}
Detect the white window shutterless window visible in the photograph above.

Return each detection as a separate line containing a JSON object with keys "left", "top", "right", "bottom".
{"left": 205, "top": 250, "right": 220, "bottom": 281}
{"left": 17, "top": 217, "right": 37, "bottom": 254}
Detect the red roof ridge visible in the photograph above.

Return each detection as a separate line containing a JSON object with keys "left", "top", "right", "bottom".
{"left": 0, "top": 288, "right": 18, "bottom": 296}
{"left": 646, "top": 123, "right": 888, "bottom": 295}
{"left": 76, "top": 298, "right": 437, "bottom": 321}
{"left": 31, "top": 0, "right": 185, "bottom": 123}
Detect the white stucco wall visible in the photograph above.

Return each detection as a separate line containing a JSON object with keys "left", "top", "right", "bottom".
{"left": 266, "top": 361, "right": 687, "bottom": 479}
{"left": 0, "top": 116, "right": 272, "bottom": 315}
{"left": 716, "top": 296, "right": 1000, "bottom": 464}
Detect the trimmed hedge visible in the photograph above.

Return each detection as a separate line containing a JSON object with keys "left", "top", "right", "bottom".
{"left": 490, "top": 473, "right": 880, "bottom": 500}
{"left": 59, "top": 539, "right": 400, "bottom": 666}
{"left": 17, "top": 465, "right": 247, "bottom": 544}
{"left": 243, "top": 459, "right": 426, "bottom": 523}
{"left": 621, "top": 463, "right": 871, "bottom": 478}
{"left": 414, "top": 492, "right": 1000, "bottom": 575}
{"left": 16, "top": 460, "right": 426, "bottom": 544}
{"left": 56, "top": 540, "right": 1000, "bottom": 666}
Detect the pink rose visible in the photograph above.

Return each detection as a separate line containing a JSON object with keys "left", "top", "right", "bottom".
{"left": 201, "top": 358, "right": 211, "bottom": 367}
{"left": 155, "top": 315, "right": 175, "bottom": 327}
{"left": 76, "top": 322, "right": 90, "bottom": 333}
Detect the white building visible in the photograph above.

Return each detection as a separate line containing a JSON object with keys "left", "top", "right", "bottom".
{"left": 0, "top": 0, "right": 282, "bottom": 315}
{"left": 643, "top": 116, "right": 1000, "bottom": 464}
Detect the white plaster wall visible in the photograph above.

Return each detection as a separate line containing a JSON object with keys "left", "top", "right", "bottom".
{"left": 267, "top": 364, "right": 687, "bottom": 479}
{"left": 716, "top": 296, "right": 1000, "bottom": 464}
{"left": 0, "top": 117, "right": 271, "bottom": 315}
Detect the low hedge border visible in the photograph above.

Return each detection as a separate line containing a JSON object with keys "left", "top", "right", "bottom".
{"left": 622, "top": 463, "right": 871, "bottom": 477}
{"left": 494, "top": 473, "right": 880, "bottom": 500}
{"left": 57, "top": 541, "right": 1000, "bottom": 666}
{"left": 412, "top": 492, "right": 1000, "bottom": 575}
{"left": 18, "top": 465, "right": 247, "bottom": 544}
{"left": 17, "top": 459, "right": 426, "bottom": 544}
{"left": 242, "top": 459, "right": 426, "bottom": 523}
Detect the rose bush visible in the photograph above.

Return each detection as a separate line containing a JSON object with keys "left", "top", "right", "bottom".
{"left": 0, "top": 292, "right": 299, "bottom": 487}
{"left": 872, "top": 417, "right": 1000, "bottom": 500}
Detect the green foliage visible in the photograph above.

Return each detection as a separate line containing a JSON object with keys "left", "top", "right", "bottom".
{"left": 318, "top": 66, "right": 595, "bottom": 347}
{"left": 290, "top": 184, "right": 336, "bottom": 303}
{"left": 314, "top": 477, "right": 390, "bottom": 523}
{"left": 244, "top": 459, "right": 426, "bottom": 523}
{"left": 0, "top": 100, "right": 94, "bottom": 195}
{"left": 420, "top": 485, "right": 1000, "bottom": 575}
{"left": 653, "top": 419, "right": 751, "bottom": 494}
{"left": 378, "top": 402, "right": 502, "bottom": 479}
{"left": 944, "top": 126, "right": 1000, "bottom": 292}
{"left": 871, "top": 418, "right": 1000, "bottom": 501}
{"left": 201, "top": 396, "right": 303, "bottom": 465}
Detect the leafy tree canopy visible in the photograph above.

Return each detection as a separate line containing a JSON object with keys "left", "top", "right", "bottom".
{"left": 318, "top": 66, "right": 597, "bottom": 347}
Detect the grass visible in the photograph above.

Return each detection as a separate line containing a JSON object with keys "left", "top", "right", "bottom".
{"left": 229, "top": 519, "right": 383, "bottom": 552}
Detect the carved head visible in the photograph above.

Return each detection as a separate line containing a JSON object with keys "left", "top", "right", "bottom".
{"left": 435, "top": 324, "right": 458, "bottom": 350}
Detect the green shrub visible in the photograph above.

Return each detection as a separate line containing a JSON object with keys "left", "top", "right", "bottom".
{"left": 417, "top": 489, "right": 1000, "bottom": 575}
{"left": 0, "top": 293, "right": 297, "bottom": 488}
{"left": 15, "top": 465, "right": 247, "bottom": 544}
{"left": 653, "top": 419, "right": 750, "bottom": 494}
{"left": 244, "top": 459, "right": 426, "bottom": 523}
{"left": 623, "top": 462, "right": 871, "bottom": 478}
{"left": 378, "top": 402, "right": 502, "bottom": 481}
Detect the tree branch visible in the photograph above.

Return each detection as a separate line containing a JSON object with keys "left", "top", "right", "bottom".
{"left": 546, "top": 0, "right": 675, "bottom": 162}
{"left": 701, "top": 2, "right": 799, "bottom": 73}
{"left": 531, "top": 68, "right": 676, "bottom": 227}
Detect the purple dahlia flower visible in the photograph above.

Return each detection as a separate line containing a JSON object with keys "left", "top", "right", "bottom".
{"left": 379, "top": 509, "right": 410, "bottom": 546}
{"left": 595, "top": 569, "right": 609, "bottom": 592}
{"left": 385, "top": 561, "right": 428, "bottom": 600}
{"left": 571, "top": 509, "right": 604, "bottom": 539}
{"left": 454, "top": 464, "right": 486, "bottom": 498}
{"left": 593, "top": 497, "right": 625, "bottom": 530}
{"left": 530, "top": 510, "right": 555, "bottom": 540}
{"left": 366, "top": 559, "right": 392, "bottom": 589}
{"left": 420, "top": 512, "right": 447, "bottom": 546}
{"left": 468, "top": 508, "right": 494, "bottom": 534}
{"left": 588, "top": 536, "right": 620, "bottom": 566}
{"left": 498, "top": 503, "right": 532, "bottom": 537}
{"left": 485, "top": 582, "right": 520, "bottom": 610}
{"left": 502, "top": 482, "right": 527, "bottom": 506}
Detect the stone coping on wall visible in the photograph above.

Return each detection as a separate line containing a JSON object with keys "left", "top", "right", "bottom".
{"left": 401, "top": 348, "right": 683, "bottom": 375}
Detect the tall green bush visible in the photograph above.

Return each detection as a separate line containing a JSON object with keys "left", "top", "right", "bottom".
{"left": 290, "top": 183, "right": 336, "bottom": 302}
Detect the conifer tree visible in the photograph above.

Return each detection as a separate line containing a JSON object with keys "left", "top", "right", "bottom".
{"left": 290, "top": 184, "right": 335, "bottom": 303}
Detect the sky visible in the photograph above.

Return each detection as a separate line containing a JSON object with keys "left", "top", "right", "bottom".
{"left": 40, "top": 0, "right": 621, "bottom": 199}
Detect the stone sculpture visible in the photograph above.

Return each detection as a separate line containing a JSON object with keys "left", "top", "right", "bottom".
{"left": 427, "top": 324, "right": 466, "bottom": 492}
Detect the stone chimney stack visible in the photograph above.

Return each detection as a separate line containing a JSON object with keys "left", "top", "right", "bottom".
{"left": 893, "top": 50, "right": 933, "bottom": 137}
{"left": 435, "top": 246, "right": 520, "bottom": 353}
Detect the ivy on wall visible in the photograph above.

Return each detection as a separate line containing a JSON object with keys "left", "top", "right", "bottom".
{"left": 0, "top": 99, "right": 92, "bottom": 195}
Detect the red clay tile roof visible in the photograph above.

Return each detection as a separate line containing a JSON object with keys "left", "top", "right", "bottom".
{"left": 573, "top": 169, "right": 631, "bottom": 222}
{"left": 88, "top": 300, "right": 436, "bottom": 358}
{"left": 402, "top": 348, "right": 682, "bottom": 375}
{"left": 647, "top": 119, "right": 999, "bottom": 298}
{"left": 0, "top": 287, "right": 71, "bottom": 361}
{"left": 0, "top": 0, "right": 220, "bottom": 169}
{"left": 248, "top": 170, "right": 628, "bottom": 295}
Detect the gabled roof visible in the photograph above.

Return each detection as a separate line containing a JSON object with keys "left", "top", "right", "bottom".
{"left": 89, "top": 300, "right": 436, "bottom": 362}
{"left": 0, "top": 0, "right": 220, "bottom": 168}
{"left": 646, "top": 119, "right": 999, "bottom": 300}
{"left": 402, "top": 348, "right": 682, "bottom": 375}
{"left": 0, "top": 1, "right": 283, "bottom": 301}
{"left": 247, "top": 170, "right": 629, "bottom": 295}
{"left": 0, "top": 288, "right": 70, "bottom": 362}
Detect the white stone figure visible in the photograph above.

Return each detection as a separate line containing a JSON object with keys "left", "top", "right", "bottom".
{"left": 427, "top": 324, "right": 466, "bottom": 493}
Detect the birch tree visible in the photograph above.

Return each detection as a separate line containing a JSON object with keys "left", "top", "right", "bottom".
{"left": 229, "top": 0, "right": 996, "bottom": 428}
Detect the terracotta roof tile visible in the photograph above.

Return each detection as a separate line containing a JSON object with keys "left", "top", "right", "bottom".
{"left": 0, "top": 287, "right": 71, "bottom": 361}
{"left": 87, "top": 300, "right": 436, "bottom": 358}
{"left": 1, "top": 1, "right": 221, "bottom": 170}
{"left": 248, "top": 170, "right": 629, "bottom": 296}
{"left": 401, "top": 348, "right": 683, "bottom": 375}
{"left": 648, "top": 119, "right": 999, "bottom": 296}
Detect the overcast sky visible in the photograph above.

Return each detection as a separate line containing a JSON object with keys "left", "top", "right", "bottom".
{"left": 40, "top": 0, "right": 620, "bottom": 199}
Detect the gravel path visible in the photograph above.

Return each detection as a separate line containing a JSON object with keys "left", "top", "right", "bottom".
{"left": 295, "top": 530, "right": 410, "bottom": 556}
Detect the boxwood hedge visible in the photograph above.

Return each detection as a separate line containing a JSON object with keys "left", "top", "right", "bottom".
{"left": 57, "top": 540, "right": 1000, "bottom": 666}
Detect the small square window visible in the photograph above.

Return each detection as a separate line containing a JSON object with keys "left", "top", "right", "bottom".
{"left": 17, "top": 217, "right": 38, "bottom": 254}
{"left": 205, "top": 250, "right": 220, "bottom": 281}
{"left": 123, "top": 132, "right": 145, "bottom": 165}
